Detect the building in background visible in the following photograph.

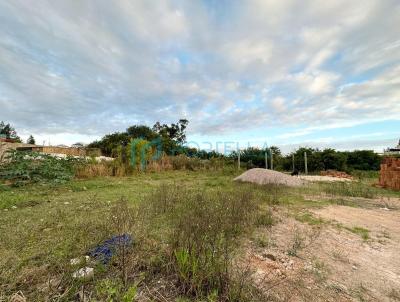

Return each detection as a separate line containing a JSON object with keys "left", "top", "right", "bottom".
{"left": 384, "top": 139, "right": 400, "bottom": 155}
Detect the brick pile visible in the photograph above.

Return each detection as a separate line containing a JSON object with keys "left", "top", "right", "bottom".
{"left": 320, "top": 170, "right": 353, "bottom": 179}
{"left": 379, "top": 157, "right": 400, "bottom": 190}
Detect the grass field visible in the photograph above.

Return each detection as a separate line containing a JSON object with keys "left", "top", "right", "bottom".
{"left": 1, "top": 170, "right": 399, "bottom": 301}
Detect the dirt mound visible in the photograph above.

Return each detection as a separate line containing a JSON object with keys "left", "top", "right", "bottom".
{"left": 234, "top": 168, "right": 304, "bottom": 187}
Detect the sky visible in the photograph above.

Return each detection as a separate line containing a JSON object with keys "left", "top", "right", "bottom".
{"left": 0, "top": 0, "right": 399, "bottom": 153}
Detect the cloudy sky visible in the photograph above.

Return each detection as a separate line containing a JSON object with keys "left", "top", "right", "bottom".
{"left": 0, "top": 0, "right": 399, "bottom": 153}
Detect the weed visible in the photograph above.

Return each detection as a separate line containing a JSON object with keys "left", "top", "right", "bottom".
{"left": 350, "top": 283, "right": 371, "bottom": 302}
{"left": 255, "top": 208, "right": 274, "bottom": 227}
{"left": 295, "top": 212, "right": 324, "bottom": 226}
{"left": 319, "top": 181, "right": 377, "bottom": 199}
{"left": 109, "top": 198, "right": 136, "bottom": 286}
{"left": 287, "top": 228, "right": 304, "bottom": 256}
{"left": 253, "top": 234, "right": 271, "bottom": 249}
{"left": 345, "top": 226, "right": 370, "bottom": 241}
{"left": 144, "top": 185, "right": 260, "bottom": 300}
{"left": 311, "top": 259, "right": 330, "bottom": 282}
{"left": 95, "top": 278, "right": 138, "bottom": 301}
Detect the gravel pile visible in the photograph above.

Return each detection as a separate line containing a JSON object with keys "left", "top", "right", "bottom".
{"left": 234, "top": 168, "right": 304, "bottom": 187}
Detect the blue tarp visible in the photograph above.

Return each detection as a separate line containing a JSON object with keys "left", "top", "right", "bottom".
{"left": 88, "top": 234, "right": 133, "bottom": 264}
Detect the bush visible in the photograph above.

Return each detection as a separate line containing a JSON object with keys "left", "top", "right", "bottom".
{"left": 0, "top": 150, "right": 77, "bottom": 186}
{"left": 144, "top": 185, "right": 260, "bottom": 300}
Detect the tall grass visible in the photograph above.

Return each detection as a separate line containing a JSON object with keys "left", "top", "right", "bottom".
{"left": 75, "top": 155, "right": 236, "bottom": 178}
{"left": 318, "top": 181, "right": 377, "bottom": 199}
{"left": 136, "top": 185, "right": 265, "bottom": 300}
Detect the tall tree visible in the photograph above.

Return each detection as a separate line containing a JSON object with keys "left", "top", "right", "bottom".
{"left": 152, "top": 119, "right": 189, "bottom": 144}
{"left": 126, "top": 125, "right": 158, "bottom": 141}
{"left": 27, "top": 135, "right": 36, "bottom": 145}
{"left": 0, "top": 121, "right": 21, "bottom": 142}
{"left": 88, "top": 119, "right": 189, "bottom": 156}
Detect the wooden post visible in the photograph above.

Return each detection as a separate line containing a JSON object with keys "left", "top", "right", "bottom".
{"left": 265, "top": 151, "right": 268, "bottom": 169}
{"left": 270, "top": 149, "right": 274, "bottom": 170}
{"left": 292, "top": 153, "right": 295, "bottom": 172}
{"left": 304, "top": 152, "right": 308, "bottom": 175}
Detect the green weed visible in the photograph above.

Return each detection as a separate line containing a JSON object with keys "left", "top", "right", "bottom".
{"left": 295, "top": 212, "right": 324, "bottom": 226}
{"left": 346, "top": 226, "right": 370, "bottom": 241}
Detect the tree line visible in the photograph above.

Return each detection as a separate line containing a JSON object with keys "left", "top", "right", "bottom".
{"left": 88, "top": 119, "right": 190, "bottom": 157}
{"left": 1, "top": 120, "right": 382, "bottom": 171}
{"left": 229, "top": 146, "right": 382, "bottom": 172}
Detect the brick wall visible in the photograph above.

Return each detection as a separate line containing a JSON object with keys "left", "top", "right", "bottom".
{"left": 379, "top": 157, "right": 400, "bottom": 190}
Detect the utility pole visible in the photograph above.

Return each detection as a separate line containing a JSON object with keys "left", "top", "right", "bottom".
{"left": 304, "top": 152, "right": 308, "bottom": 175}
{"left": 292, "top": 153, "right": 295, "bottom": 172}
{"left": 270, "top": 149, "right": 274, "bottom": 170}
{"left": 265, "top": 151, "right": 268, "bottom": 169}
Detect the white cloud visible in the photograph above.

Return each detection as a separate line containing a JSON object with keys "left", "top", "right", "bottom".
{"left": 0, "top": 0, "right": 399, "bottom": 146}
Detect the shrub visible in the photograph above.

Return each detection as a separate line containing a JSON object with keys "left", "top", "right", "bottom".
{"left": 144, "top": 185, "right": 260, "bottom": 300}
{"left": 0, "top": 150, "right": 77, "bottom": 186}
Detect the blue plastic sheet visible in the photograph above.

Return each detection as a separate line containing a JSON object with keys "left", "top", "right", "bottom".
{"left": 88, "top": 234, "right": 133, "bottom": 264}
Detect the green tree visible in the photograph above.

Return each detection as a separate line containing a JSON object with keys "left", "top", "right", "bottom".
{"left": 126, "top": 125, "right": 158, "bottom": 141}
{"left": 230, "top": 146, "right": 278, "bottom": 169}
{"left": 320, "top": 148, "right": 347, "bottom": 171}
{"left": 88, "top": 132, "right": 130, "bottom": 157}
{"left": 88, "top": 119, "right": 189, "bottom": 157}
{"left": 288, "top": 147, "right": 324, "bottom": 172}
{"left": 27, "top": 135, "right": 36, "bottom": 145}
{"left": 153, "top": 119, "right": 189, "bottom": 144}
{"left": 345, "top": 150, "right": 381, "bottom": 171}
{"left": 152, "top": 119, "right": 189, "bottom": 155}
{"left": 0, "top": 121, "right": 21, "bottom": 142}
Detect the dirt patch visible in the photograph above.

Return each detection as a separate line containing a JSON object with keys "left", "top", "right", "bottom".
{"left": 250, "top": 206, "right": 400, "bottom": 301}
{"left": 299, "top": 175, "right": 353, "bottom": 182}
{"left": 312, "top": 206, "right": 400, "bottom": 301}
{"left": 303, "top": 194, "right": 400, "bottom": 210}
{"left": 234, "top": 168, "right": 304, "bottom": 187}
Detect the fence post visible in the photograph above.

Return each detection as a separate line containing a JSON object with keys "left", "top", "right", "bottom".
{"left": 270, "top": 149, "right": 274, "bottom": 170}
{"left": 304, "top": 152, "right": 308, "bottom": 175}
{"left": 265, "top": 151, "right": 268, "bottom": 169}
{"left": 292, "top": 153, "right": 295, "bottom": 172}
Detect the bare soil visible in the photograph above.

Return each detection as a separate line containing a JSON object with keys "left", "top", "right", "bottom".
{"left": 250, "top": 202, "right": 400, "bottom": 301}
{"left": 299, "top": 175, "right": 353, "bottom": 182}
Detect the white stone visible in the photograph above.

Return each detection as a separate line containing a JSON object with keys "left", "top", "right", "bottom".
{"left": 72, "top": 267, "right": 94, "bottom": 279}
{"left": 70, "top": 256, "right": 90, "bottom": 266}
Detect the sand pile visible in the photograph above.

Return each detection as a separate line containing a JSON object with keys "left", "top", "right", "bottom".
{"left": 234, "top": 168, "right": 304, "bottom": 187}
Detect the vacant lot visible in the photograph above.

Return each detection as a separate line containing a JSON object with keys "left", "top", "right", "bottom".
{"left": 1, "top": 170, "right": 399, "bottom": 301}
